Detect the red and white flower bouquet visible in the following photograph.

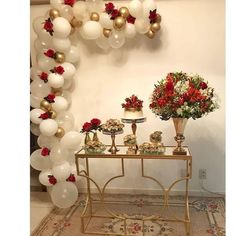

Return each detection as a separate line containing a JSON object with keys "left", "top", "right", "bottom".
{"left": 149, "top": 72, "right": 219, "bottom": 120}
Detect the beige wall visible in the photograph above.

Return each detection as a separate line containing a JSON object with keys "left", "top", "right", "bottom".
{"left": 31, "top": 0, "right": 225, "bottom": 194}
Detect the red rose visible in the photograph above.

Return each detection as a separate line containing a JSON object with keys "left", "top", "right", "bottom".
{"left": 200, "top": 81, "right": 208, "bottom": 90}
{"left": 45, "top": 94, "right": 55, "bottom": 103}
{"left": 157, "top": 98, "right": 167, "bottom": 107}
{"left": 105, "top": 2, "right": 115, "bottom": 14}
{"left": 91, "top": 118, "right": 101, "bottom": 127}
{"left": 165, "top": 80, "right": 174, "bottom": 91}
{"left": 149, "top": 9, "right": 158, "bottom": 23}
{"left": 39, "top": 72, "right": 48, "bottom": 82}
{"left": 127, "top": 15, "right": 136, "bottom": 24}
{"left": 64, "top": 0, "right": 75, "bottom": 7}
{"left": 82, "top": 122, "right": 92, "bottom": 132}
{"left": 110, "top": 9, "right": 119, "bottom": 20}
{"left": 66, "top": 174, "right": 76, "bottom": 182}
{"left": 41, "top": 147, "right": 50, "bottom": 156}
{"left": 39, "top": 112, "right": 50, "bottom": 120}
{"left": 43, "top": 18, "right": 54, "bottom": 35}
{"left": 44, "top": 49, "right": 55, "bottom": 58}
{"left": 54, "top": 66, "right": 65, "bottom": 75}
{"left": 49, "top": 176, "right": 57, "bottom": 185}
{"left": 182, "top": 93, "right": 190, "bottom": 102}
{"left": 178, "top": 97, "right": 184, "bottom": 106}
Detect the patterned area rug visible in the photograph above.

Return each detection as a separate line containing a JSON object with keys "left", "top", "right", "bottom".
{"left": 31, "top": 194, "right": 225, "bottom": 236}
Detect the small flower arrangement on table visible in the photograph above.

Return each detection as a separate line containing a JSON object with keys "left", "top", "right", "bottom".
{"left": 139, "top": 142, "right": 165, "bottom": 155}
{"left": 81, "top": 118, "right": 102, "bottom": 144}
{"left": 123, "top": 134, "right": 137, "bottom": 155}
{"left": 83, "top": 140, "right": 106, "bottom": 154}
{"left": 149, "top": 72, "right": 219, "bottom": 120}
{"left": 101, "top": 119, "right": 124, "bottom": 133}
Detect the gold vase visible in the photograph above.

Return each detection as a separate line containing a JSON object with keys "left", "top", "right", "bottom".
{"left": 172, "top": 118, "right": 188, "bottom": 155}
{"left": 84, "top": 132, "right": 91, "bottom": 145}
{"left": 92, "top": 132, "right": 99, "bottom": 142}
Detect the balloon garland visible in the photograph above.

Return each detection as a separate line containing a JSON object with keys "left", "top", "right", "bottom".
{"left": 30, "top": 0, "right": 162, "bottom": 208}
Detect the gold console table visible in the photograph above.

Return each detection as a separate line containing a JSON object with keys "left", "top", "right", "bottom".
{"left": 75, "top": 146, "right": 192, "bottom": 236}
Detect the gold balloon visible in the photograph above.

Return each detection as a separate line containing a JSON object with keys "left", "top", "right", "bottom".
{"left": 40, "top": 100, "right": 52, "bottom": 111}
{"left": 113, "top": 16, "right": 126, "bottom": 31}
{"left": 146, "top": 29, "right": 155, "bottom": 39}
{"left": 54, "top": 52, "right": 65, "bottom": 63}
{"left": 150, "top": 22, "right": 161, "bottom": 33}
{"left": 103, "top": 28, "right": 111, "bottom": 38}
{"left": 49, "top": 110, "right": 57, "bottom": 119}
{"left": 70, "top": 17, "right": 83, "bottom": 28}
{"left": 119, "top": 7, "right": 130, "bottom": 19}
{"left": 90, "top": 12, "right": 100, "bottom": 22}
{"left": 49, "top": 9, "right": 60, "bottom": 20}
{"left": 51, "top": 88, "right": 62, "bottom": 96}
{"left": 55, "top": 127, "right": 65, "bottom": 138}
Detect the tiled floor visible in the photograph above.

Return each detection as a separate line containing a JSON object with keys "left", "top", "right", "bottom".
{"left": 30, "top": 192, "right": 54, "bottom": 233}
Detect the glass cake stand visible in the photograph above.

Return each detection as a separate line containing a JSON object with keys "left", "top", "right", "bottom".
{"left": 102, "top": 130, "right": 124, "bottom": 154}
{"left": 121, "top": 117, "right": 146, "bottom": 152}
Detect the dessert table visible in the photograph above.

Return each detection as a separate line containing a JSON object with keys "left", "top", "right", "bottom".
{"left": 75, "top": 146, "right": 192, "bottom": 236}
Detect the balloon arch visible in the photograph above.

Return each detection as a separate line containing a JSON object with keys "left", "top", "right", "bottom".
{"left": 30, "top": 0, "right": 161, "bottom": 208}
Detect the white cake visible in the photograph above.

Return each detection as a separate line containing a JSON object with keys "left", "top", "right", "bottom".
{"left": 123, "top": 108, "right": 143, "bottom": 119}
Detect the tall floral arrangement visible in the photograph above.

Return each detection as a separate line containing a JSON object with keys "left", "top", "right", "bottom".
{"left": 149, "top": 72, "right": 219, "bottom": 120}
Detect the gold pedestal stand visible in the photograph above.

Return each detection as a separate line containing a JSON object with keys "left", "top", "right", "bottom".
{"left": 102, "top": 130, "right": 123, "bottom": 154}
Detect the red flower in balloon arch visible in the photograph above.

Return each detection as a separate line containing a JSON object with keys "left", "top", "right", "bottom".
{"left": 44, "top": 94, "right": 56, "bottom": 103}
{"left": 43, "top": 18, "right": 54, "bottom": 36}
{"left": 64, "top": 0, "right": 75, "bottom": 7}
{"left": 39, "top": 72, "right": 48, "bottom": 83}
{"left": 50, "top": 66, "right": 65, "bottom": 75}
{"left": 110, "top": 9, "right": 120, "bottom": 20}
{"left": 127, "top": 15, "right": 136, "bottom": 24}
{"left": 39, "top": 112, "right": 50, "bottom": 120}
{"left": 66, "top": 174, "right": 76, "bottom": 182}
{"left": 48, "top": 175, "right": 57, "bottom": 185}
{"left": 105, "top": 2, "right": 115, "bottom": 14}
{"left": 41, "top": 147, "right": 50, "bottom": 156}
{"left": 149, "top": 9, "right": 158, "bottom": 24}
{"left": 44, "top": 49, "right": 55, "bottom": 58}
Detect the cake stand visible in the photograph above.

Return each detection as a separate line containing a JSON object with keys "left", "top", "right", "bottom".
{"left": 121, "top": 117, "right": 146, "bottom": 152}
{"left": 102, "top": 130, "right": 124, "bottom": 154}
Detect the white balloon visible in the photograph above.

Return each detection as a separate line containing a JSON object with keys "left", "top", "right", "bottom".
{"left": 65, "top": 46, "right": 80, "bottom": 64}
{"left": 50, "top": 144, "right": 69, "bottom": 164}
{"left": 37, "top": 54, "right": 56, "bottom": 72}
{"left": 143, "top": 0, "right": 156, "bottom": 17}
{"left": 48, "top": 73, "right": 65, "bottom": 88}
{"left": 39, "top": 169, "right": 54, "bottom": 186}
{"left": 125, "top": 23, "right": 137, "bottom": 38}
{"left": 30, "top": 94, "right": 41, "bottom": 108}
{"left": 73, "top": 1, "right": 87, "bottom": 20}
{"left": 52, "top": 38, "right": 71, "bottom": 52}
{"left": 61, "top": 90, "right": 72, "bottom": 105}
{"left": 30, "top": 149, "right": 52, "bottom": 171}
{"left": 60, "top": 131, "right": 82, "bottom": 150}
{"left": 67, "top": 150, "right": 76, "bottom": 164}
{"left": 30, "top": 66, "right": 42, "bottom": 81}
{"left": 30, "top": 79, "right": 51, "bottom": 98}
{"left": 62, "top": 78, "right": 73, "bottom": 90}
{"left": 129, "top": 0, "right": 143, "bottom": 18}
{"left": 81, "top": 21, "right": 102, "bottom": 40}
{"left": 56, "top": 112, "right": 74, "bottom": 132}
{"left": 30, "top": 123, "right": 41, "bottom": 136}
{"left": 40, "top": 119, "right": 58, "bottom": 136}
{"left": 135, "top": 18, "right": 150, "bottom": 34}
{"left": 60, "top": 62, "right": 76, "bottom": 80}
{"left": 30, "top": 108, "right": 45, "bottom": 124}
{"left": 59, "top": 5, "right": 74, "bottom": 21}
{"left": 99, "top": 13, "right": 113, "bottom": 29}
{"left": 34, "top": 38, "right": 52, "bottom": 52}
{"left": 52, "top": 17, "right": 71, "bottom": 38}
{"left": 86, "top": 0, "right": 103, "bottom": 13}
{"left": 108, "top": 31, "right": 125, "bottom": 49}
{"left": 33, "top": 16, "right": 45, "bottom": 35}
{"left": 96, "top": 35, "right": 110, "bottom": 50}
{"left": 37, "top": 134, "right": 59, "bottom": 148}
{"left": 52, "top": 96, "right": 68, "bottom": 112}
{"left": 51, "top": 181, "right": 78, "bottom": 208}
{"left": 50, "top": 0, "right": 63, "bottom": 8}
{"left": 52, "top": 161, "right": 71, "bottom": 182}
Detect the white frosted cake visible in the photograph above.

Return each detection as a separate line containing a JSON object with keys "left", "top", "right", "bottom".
{"left": 123, "top": 108, "right": 143, "bottom": 119}
{"left": 122, "top": 95, "right": 144, "bottom": 119}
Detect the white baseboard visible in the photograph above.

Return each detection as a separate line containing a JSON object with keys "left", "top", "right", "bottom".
{"left": 78, "top": 187, "right": 225, "bottom": 197}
